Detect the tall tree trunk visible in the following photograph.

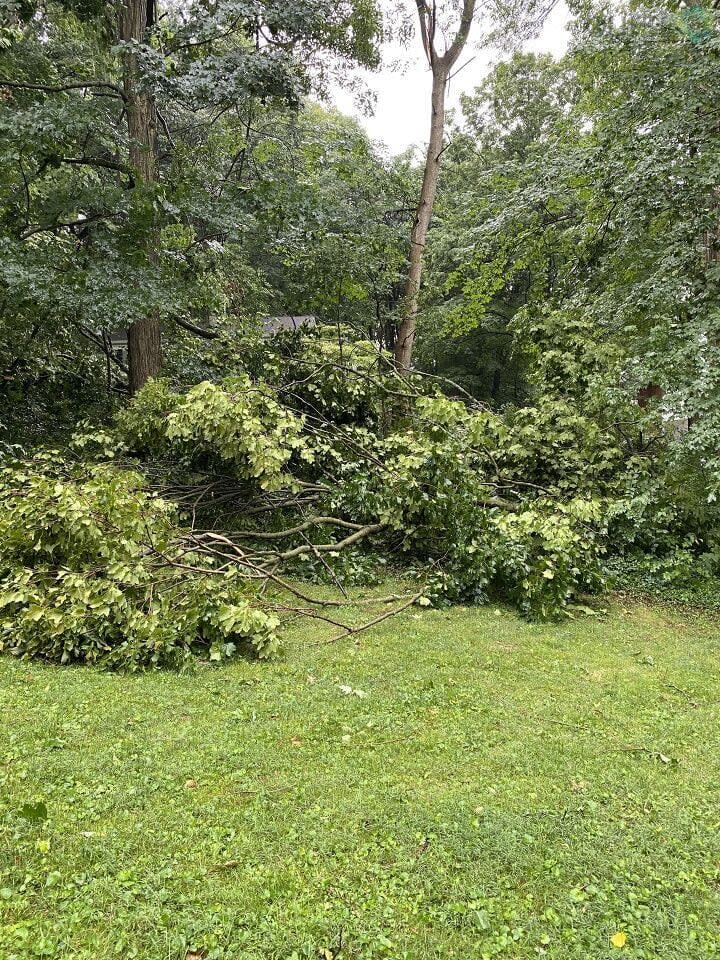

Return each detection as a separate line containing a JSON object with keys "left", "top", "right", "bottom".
{"left": 394, "top": 0, "right": 476, "bottom": 374}
{"left": 394, "top": 68, "right": 448, "bottom": 371}
{"left": 120, "top": 0, "right": 162, "bottom": 394}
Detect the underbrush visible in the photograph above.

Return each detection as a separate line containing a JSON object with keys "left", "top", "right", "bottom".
{"left": 606, "top": 556, "right": 720, "bottom": 612}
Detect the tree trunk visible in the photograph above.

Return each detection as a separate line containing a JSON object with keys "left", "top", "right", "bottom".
{"left": 127, "top": 315, "right": 163, "bottom": 393}
{"left": 394, "top": 68, "right": 448, "bottom": 372}
{"left": 120, "top": 0, "right": 162, "bottom": 394}
{"left": 394, "top": 0, "right": 476, "bottom": 374}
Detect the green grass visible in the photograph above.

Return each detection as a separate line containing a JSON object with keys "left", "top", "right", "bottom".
{"left": 1, "top": 598, "right": 720, "bottom": 960}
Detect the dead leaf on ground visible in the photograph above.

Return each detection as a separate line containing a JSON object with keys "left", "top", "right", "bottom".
{"left": 207, "top": 859, "right": 239, "bottom": 874}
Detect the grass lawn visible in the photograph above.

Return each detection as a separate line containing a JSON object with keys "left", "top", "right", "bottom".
{"left": 1, "top": 598, "right": 719, "bottom": 960}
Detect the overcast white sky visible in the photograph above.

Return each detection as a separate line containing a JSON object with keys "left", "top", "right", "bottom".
{"left": 332, "top": 2, "right": 570, "bottom": 154}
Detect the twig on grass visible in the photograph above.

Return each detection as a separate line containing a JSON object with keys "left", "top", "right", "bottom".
{"left": 321, "top": 591, "right": 425, "bottom": 644}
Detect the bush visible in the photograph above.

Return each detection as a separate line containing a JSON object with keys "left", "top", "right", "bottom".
{"left": 606, "top": 555, "right": 720, "bottom": 611}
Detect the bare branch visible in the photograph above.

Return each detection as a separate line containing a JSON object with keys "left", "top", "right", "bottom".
{"left": 442, "top": 0, "right": 476, "bottom": 69}
{"left": 229, "top": 517, "right": 370, "bottom": 540}
{"left": 322, "top": 591, "right": 425, "bottom": 644}
{"left": 55, "top": 156, "right": 132, "bottom": 176}
{"left": 172, "top": 315, "right": 220, "bottom": 339}
{"left": 415, "top": 0, "right": 433, "bottom": 66}
{"left": 76, "top": 323, "right": 129, "bottom": 375}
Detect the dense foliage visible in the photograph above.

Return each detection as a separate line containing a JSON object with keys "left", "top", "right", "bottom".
{"left": 0, "top": 363, "right": 618, "bottom": 665}
{"left": 0, "top": 0, "right": 407, "bottom": 433}
{"left": 422, "top": 0, "right": 720, "bottom": 592}
{"left": 0, "top": 456, "right": 280, "bottom": 667}
{"left": 1, "top": 0, "right": 718, "bottom": 667}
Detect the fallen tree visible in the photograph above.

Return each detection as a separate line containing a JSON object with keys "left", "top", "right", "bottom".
{"left": 0, "top": 344, "right": 620, "bottom": 667}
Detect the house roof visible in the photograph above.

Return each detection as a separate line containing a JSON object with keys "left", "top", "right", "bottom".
{"left": 107, "top": 316, "right": 317, "bottom": 345}
{"left": 261, "top": 315, "right": 316, "bottom": 336}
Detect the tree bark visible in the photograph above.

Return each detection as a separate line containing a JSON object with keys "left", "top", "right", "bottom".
{"left": 394, "top": 67, "right": 448, "bottom": 371}
{"left": 394, "top": 0, "right": 476, "bottom": 374}
{"left": 120, "top": 0, "right": 163, "bottom": 394}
